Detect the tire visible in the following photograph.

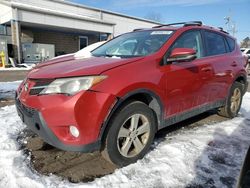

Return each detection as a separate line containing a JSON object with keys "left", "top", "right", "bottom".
{"left": 242, "top": 171, "right": 250, "bottom": 188}
{"left": 101, "top": 101, "right": 156, "bottom": 167}
{"left": 218, "top": 82, "right": 243, "bottom": 118}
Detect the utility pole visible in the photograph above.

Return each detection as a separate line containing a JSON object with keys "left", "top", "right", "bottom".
{"left": 224, "top": 11, "right": 237, "bottom": 37}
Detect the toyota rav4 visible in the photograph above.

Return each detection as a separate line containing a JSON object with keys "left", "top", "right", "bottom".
{"left": 16, "top": 21, "right": 249, "bottom": 167}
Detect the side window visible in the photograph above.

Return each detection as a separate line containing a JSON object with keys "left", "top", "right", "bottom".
{"left": 168, "top": 30, "right": 204, "bottom": 59}
{"left": 204, "top": 31, "right": 227, "bottom": 56}
{"left": 226, "top": 37, "right": 235, "bottom": 52}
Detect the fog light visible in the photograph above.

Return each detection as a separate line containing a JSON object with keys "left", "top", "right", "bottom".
{"left": 69, "top": 126, "right": 79, "bottom": 138}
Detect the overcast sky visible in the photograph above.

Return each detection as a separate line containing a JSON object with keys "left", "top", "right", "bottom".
{"left": 72, "top": 0, "right": 250, "bottom": 42}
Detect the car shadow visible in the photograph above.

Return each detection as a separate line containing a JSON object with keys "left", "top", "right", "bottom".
{"left": 154, "top": 110, "right": 227, "bottom": 146}
{"left": 183, "top": 109, "right": 250, "bottom": 188}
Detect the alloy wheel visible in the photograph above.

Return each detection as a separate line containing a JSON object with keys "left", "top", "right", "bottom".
{"left": 230, "top": 88, "right": 241, "bottom": 113}
{"left": 117, "top": 114, "right": 150, "bottom": 158}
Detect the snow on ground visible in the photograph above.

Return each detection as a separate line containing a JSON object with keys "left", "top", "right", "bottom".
{"left": 0, "top": 81, "right": 22, "bottom": 99}
{"left": 0, "top": 86, "right": 250, "bottom": 187}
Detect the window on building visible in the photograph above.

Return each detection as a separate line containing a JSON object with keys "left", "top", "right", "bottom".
{"left": 204, "top": 31, "right": 227, "bottom": 56}
{"left": 0, "top": 25, "right": 11, "bottom": 36}
{"left": 79, "top": 36, "right": 88, "bottom": 50}
{"left": 6, "top": 26, "right": 11, "bottom": 36}
{"left": 100, "top": 33, "right": 108, "bottom": 41}
{"left": 0, "top": 25, "right": 6, "bottom": 35}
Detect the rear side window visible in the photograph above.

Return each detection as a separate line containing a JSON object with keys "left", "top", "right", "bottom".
{"left": 226, "top": 37, "right": 235, "bottom": 52}
{"left": 204, "top": 31, "right": 227, "bottom": 56}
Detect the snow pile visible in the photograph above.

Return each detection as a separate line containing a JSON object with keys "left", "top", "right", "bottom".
{"left": 0, "top": 81, "right": 21, "bottom": 92}
{"left": 0, "top": 92, "right": 250, "bottom": 187}
{"left": 0, "top": 81, "right": 21, "bottom": 99}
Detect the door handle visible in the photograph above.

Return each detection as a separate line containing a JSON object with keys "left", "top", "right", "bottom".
{"left": 201, "top": 67, "right": 212, "bottom": 72}
{"left": 231, "top": 62, "right": 237, "bottom": 67}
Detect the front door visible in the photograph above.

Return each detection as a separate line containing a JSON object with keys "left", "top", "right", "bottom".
{"left": 163, "top": 30, "right": 213, "bottom": 117}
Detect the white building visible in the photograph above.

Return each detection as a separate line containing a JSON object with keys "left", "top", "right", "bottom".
{"left": 0, "top": 0, "right": 159, "bottom": 63}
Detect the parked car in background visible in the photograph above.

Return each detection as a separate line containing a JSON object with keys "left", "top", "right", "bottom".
{"left": 241, "top": 48, "right": 250, "bottom": 54}
{"left": 15, "top": 21, "right": 248, "bottom": 167}
{"left": 74, "top": 41, "right": 106, "bottom": 59}
{"left": 50, "top": 41, "right": 106, "bottom": 61}
{"left": 241, "top": 48, "right": 250, "bottom": 74}
{"left": 237, "top": 147, "right": 250, "bottom": 188}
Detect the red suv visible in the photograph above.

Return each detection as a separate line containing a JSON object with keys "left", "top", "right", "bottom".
{"left": 16, "top": 21, "right": 248, "bottom": 167}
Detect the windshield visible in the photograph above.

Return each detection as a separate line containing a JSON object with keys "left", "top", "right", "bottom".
{"left": 92, "top": 30, "right": 173, "bottom": 58}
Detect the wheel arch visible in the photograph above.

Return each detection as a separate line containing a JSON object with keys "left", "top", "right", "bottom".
{"left": 98, "top": 89, "right": 164, "bottom": 145}
{"left": 234, "top": 72, "right": 248, "bottom": 93}
{"left": 235, "top": 73, "right": 247, "bottom": 84}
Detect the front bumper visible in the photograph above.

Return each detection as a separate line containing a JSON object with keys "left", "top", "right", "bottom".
{"left": 15, "top": 97, "right": 100, "bottom": 152}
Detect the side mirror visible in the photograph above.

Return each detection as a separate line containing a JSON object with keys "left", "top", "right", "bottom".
{"left": 167, "top": 48, "right": 197, "bottom": 63}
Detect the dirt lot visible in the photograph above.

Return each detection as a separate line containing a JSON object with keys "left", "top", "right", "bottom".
{"left": 1, "top": 70, "right": 250, "bottom": 183}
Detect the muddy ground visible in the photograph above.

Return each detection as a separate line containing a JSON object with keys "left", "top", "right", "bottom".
{"left": 18, "top": 132, "right": 117, "bottom": 183}
{"left": 1, "top": 71, "right": 250, "bottom": 183}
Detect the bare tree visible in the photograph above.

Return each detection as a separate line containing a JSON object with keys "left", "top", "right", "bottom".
{"left": 240, "top": 37, "right": 250, "bottom": 48}
{"left": 144, "top": 12, "right": 163, "bottom": 22}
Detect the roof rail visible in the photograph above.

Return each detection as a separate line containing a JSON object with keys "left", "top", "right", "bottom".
{"left": 133, "top": 28, "right": 147, "bottom": 31}
{"left": 218, "top": 27, "right": 229, "bottom": 34}
{"left": 153, "top": 21, "right": 202, "bottom": 28}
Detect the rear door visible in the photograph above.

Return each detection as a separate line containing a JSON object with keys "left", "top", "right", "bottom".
{"left": 202, "top": 30, "right": 234, "bottom": 101}
{"left": 163, "top": 30, "right": 213, "bottom": 117}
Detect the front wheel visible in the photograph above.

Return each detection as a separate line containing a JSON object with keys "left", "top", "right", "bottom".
{"left": 101, "top": 101, "right": 156, "bottom": 167}
{"left": 218, "top": 82, "right": 243, "bottom": 118}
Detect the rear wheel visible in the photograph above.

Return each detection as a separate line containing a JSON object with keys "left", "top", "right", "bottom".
{"left": 101, "top": 101, "right": 156, "bottom": 167}
{"left": 218, "top": 82, "right": 243, "bottom": 118}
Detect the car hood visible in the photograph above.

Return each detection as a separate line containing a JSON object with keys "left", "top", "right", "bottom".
{"left": 27, "top": 55, "right": 144, "bottom": 79}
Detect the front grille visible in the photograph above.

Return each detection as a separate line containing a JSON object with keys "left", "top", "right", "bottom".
{"left": 29, "top": 79, "right": 53, "bottom": 95}
{"left": 16, "top": 98, "right": 36, "bottom": 117}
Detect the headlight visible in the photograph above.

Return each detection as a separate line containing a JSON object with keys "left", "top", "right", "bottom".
{"left": 39, "top": 76, "right": 107, "bottom": 95}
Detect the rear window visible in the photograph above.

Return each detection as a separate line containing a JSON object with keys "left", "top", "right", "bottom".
{"left": 226, "top": 37, "right": 235, "bottom": 52}
{"left": 204, "top": 31, "right": 227, "bottom": 56}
